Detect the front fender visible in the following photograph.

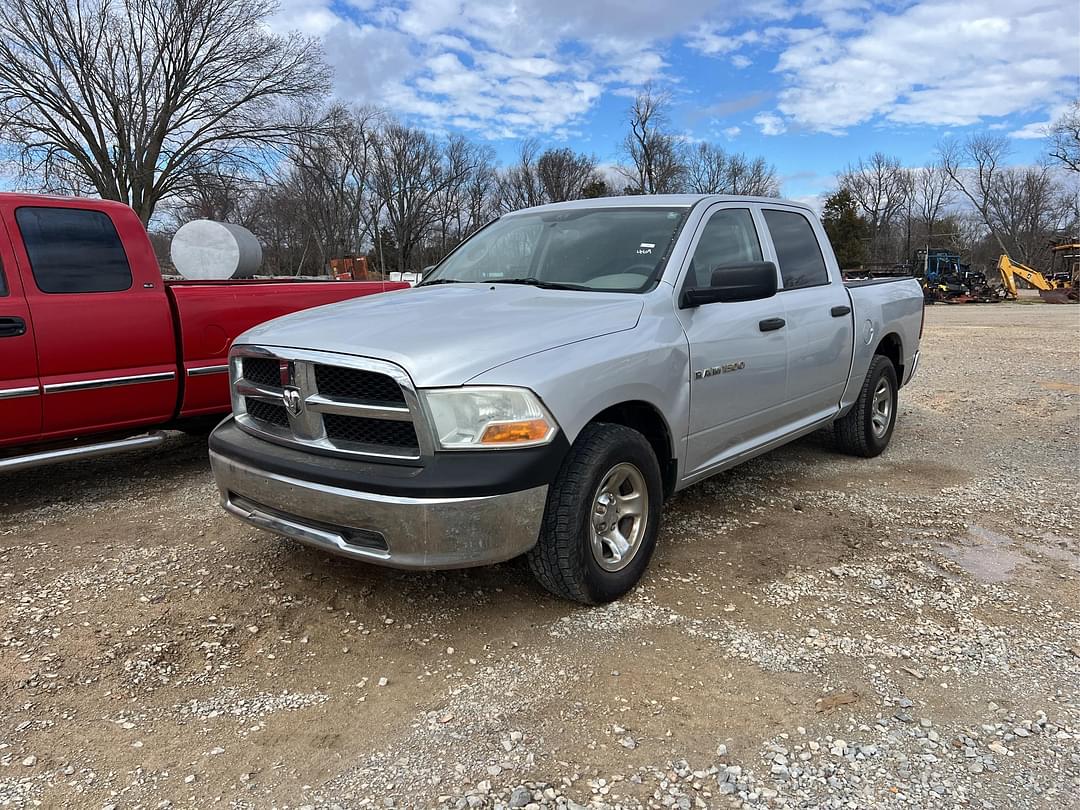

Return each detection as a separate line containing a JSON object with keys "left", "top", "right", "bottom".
{"left": 465, "top": 313, "right": 690, "bottom": 472}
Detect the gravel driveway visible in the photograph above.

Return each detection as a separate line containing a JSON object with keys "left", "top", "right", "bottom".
{"left": 1, "top": 303, "right": 1077, "bottom": 809}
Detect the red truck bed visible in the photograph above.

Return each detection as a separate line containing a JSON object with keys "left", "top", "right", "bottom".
{"left": 168, "top": 278, "right": 405, "bottom": 418}
{"left": 0, "top": 192, "right": 406, "bottom": 459}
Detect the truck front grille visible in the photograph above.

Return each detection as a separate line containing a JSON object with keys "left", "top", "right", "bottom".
{"left": 314, "top": 365, "right": 406, "bottom": 406}
{"left": 323, "top": 413, "right": 419, "bottom": 449}
{"left": 241, "top": 357, "right": 282, "bottom": 388}
{"left": 232, "top": 348, "right": 428, "bottom": 462}
{"left": 246, "top": 398, "right": 289, "bottom": 428}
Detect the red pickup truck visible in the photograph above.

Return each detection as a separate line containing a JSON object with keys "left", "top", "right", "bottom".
{"left": 0, "top": 193, "right": 405, "bottom": 471}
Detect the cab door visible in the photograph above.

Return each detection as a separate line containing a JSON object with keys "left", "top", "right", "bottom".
{"left": 0, "top": 225, "right": 40, "bottom": 447}
{"left": 761, "top": 208, "right": 854, "bottom": 427}
{"left": 675, "top": 204, "right": 788, "bottom": 477}
{"left": 5, "top": 202, "right": 178, "bottom": 439}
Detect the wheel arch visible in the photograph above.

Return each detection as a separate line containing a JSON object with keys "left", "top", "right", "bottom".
{"left": 874, "top": 332, "right": 904, "bottom": 381}
{"left": 585, "top": 400, "right": 677, "bottom": 499}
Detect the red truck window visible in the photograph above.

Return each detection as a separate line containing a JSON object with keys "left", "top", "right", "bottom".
{"left": 15, "top": 207, "right": 133, "bottom": 294}
{"left": 0, "top": 258, "right": 6, "bottom": 296}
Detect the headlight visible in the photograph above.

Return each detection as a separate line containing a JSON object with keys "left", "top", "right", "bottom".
{"left": 421, "top": 387, "right": 558, "bottom": 450}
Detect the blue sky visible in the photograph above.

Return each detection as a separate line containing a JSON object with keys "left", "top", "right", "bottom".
{"left": 274, "top": 0, "right": 1080, "bottom": 206}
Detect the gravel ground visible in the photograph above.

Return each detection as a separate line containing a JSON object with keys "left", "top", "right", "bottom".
{"left": 0, "top": 303, "right": 1077, "bottom": 809}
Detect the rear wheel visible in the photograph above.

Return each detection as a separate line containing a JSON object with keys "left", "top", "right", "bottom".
{"left": 834, "top": 354, "right": 898, "bottom": 457}
{"left": 528, "top": 423, "right": 663, "bottom": 604}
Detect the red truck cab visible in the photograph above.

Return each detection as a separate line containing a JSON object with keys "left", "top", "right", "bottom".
{"left": 0, "top": 193, "right": 405, "bottom": 469}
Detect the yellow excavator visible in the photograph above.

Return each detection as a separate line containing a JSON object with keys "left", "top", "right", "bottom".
{"left": 997, "top": 245, "right": 1079, "bottom": 304}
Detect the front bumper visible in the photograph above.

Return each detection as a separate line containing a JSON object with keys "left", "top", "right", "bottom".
{"left": 210, "top": 451, "right": 547, "bottom": 569}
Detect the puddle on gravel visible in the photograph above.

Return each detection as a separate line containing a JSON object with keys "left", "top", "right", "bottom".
{"left": 936, "top": 525, "right": 1027, "bottom": 584}
{"left": 1033, "top": 532, "right": 1080, "bottom": 573}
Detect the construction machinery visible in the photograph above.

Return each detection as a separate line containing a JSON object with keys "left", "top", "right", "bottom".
{"left": 997, "top": 249, "right": 1079, "bottom": 304}
{"left": 918, "top": 249, "right": 1000, "bottom": 304}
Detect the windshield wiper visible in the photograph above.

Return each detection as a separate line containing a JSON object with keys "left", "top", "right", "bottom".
{"left": 489, "top": 277, "right": 590, "bottom": 291}
{"left": 416, "top": 278, "right": 463, "bottom": 287}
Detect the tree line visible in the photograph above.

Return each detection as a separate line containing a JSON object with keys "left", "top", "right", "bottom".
{"left": 823, "top": 105, "right": 1080, "bottom": 276}
{"left": 0, "top": 0, "right": 1073, "bottom": 278}
{"left": 0, "top": 0, "right": 779, "bottom": 275}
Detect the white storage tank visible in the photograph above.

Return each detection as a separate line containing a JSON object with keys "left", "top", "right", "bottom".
{"left": 170, "top": 220, "right": 263, "bottom": 280}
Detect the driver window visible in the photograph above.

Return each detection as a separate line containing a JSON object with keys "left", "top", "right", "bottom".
{"left": 688, "top": 208, "right": 762, "bottom": 288}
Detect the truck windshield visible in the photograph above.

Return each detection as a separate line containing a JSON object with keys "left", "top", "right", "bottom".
{"left": 421, "top": 207, "right": 688, "bottom": 292}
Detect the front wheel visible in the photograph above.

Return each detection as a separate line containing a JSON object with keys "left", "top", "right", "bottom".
{"left": 834, "top": 354, "right": 898, "bottom": 457}
{"left": 528, "top": 423, "right": 663, "bottom": 604}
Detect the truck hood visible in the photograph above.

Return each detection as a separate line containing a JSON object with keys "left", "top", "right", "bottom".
{"left": 237, "top": 283, "right": 645, "bottom": 387}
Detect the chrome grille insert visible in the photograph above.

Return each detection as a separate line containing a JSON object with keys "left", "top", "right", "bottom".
{"left": 230, "top": 346, "right": 432, "bottom": 463}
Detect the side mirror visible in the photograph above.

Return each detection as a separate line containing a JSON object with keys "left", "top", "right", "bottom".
{"left": 680, "top": 261, "right": 778, "bottom": 308}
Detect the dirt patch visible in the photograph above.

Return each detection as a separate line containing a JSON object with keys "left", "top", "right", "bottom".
{"left": 1, "top": 303, "right": 1078, "bottom": 809}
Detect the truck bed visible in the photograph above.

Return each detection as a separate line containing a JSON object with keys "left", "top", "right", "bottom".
{"left": 168, "top": 279, "right": 408, "bottom": 417}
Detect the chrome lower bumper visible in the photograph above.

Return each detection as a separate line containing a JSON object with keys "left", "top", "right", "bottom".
{"left": 209, "top": 451, "right": 547, "bottom": 569}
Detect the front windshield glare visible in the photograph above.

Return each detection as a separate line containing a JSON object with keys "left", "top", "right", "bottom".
{"left": 423, "top": 207, "right": 686, "bottom": 292}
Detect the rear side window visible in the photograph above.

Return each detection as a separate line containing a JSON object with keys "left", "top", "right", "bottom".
{"left": 16, "top": 207, "right": 133, "bottom": 294}
{"left": 0, "top": 259, "right": 6, "bottom": 296}
{"left": 763, "top": 209, "right": 829, "bottom": 290}
{"left": 687, "top": 208, "right": 762, "bottom": 288}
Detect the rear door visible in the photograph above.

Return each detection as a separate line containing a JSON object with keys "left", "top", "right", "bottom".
{"left": 675, "top": 204, "right": 788, "bottom": 476}
{"left": 0, "top": 224, "right": 41, "bottom": 447}
{"left": 761, "top": 207, "right": 854, "bottom": 426}
{"left": 6, "top": 203, "right": 178, "bottom": 439}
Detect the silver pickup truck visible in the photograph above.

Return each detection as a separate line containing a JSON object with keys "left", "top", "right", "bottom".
{"left": 209, "top": 195, "right": 923, "bottom": 603}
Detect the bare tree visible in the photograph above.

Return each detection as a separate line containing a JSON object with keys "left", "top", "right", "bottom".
{"left": 175, "top": 169, "right": 250, "bottom": 223}
{"left": 683, "top": 143, "right": 780, "bottom": 196}
{"left": 618, "top": 85, "right": 685, "bottom": 194}
{"left": 725, "top": 153, "right": 780, "bottom": 197}
{"left": 370, "top": 122, "right": 449, "bottom": 272}
{"left": 683, "top": 142, "right": 727, "bottom": 194}
{"left": 282, "top": 104, "right": 382, "bottom": 271}
{"left": 839, "top": 152, "right": 910, "bottom": 261}
{"left": 0, "top": 0, "right": 328, "bottom": 223}
{"left": 494, "top": 140, "right": 599, "bottom": 212}
{"left": 536, "top": 147, "right": 599, "bottom": 202}
{"left": 939, "top": 135, "right": 1012, "bottom": 256}
{"left": 911, "top": 163, "right": 954, "bottom": 241}
{"left": 987, "top": 165, "right": 1067, "bottom": 266}
{"left": 1047, "top": 99, "right": 1080, "bottom": 173}
{"left": 493, "top": 139, "right": 546, "bottom": 213}
{"left": 431, "top": 135, "right": 494, "bottom": 257}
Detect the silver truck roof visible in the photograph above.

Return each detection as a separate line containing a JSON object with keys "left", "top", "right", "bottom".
{"left": 504, "top": 194, "right": 814, "bottom": 216}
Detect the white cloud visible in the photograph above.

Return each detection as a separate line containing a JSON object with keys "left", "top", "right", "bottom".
{"left": 309, "top": 0, "right": 747, "bottom": 138}
{"left": 722, "top": 125, "right": 742, "bottom": 138}
{"left": 773, "top": 0, "right": 1079, "bottom": 133}
{"left": 274, "top": 0, "right": 1078, "bottom": 144}
{"left": 1008, "top": 101, "right": 1074, "bottom": 140}
{"left": 754, "top": 112, "right": 787, "bottom": 135}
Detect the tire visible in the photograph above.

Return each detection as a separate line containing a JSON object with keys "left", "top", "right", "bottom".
{"left": 834, "top": 354, "right": 899, "bottom": 458}
{"left": 528, "top": 423, "right": 663, "bottom": 604}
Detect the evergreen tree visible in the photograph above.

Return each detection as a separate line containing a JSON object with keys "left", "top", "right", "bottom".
{"left": 822, "top": 189, "right": 870, "bottom": 269}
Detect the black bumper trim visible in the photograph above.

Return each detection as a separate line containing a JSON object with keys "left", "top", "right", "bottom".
{"left": 208, "top": 417, "right": 568, "bottom": 498}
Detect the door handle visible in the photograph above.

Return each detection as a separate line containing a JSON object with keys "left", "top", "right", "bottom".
{"left": 0, "top": 316, "right": 25, "bottom": 338}
{"left": 759, "top": 317, "right": 786, "bottom": 332}
{"left": 831, "top": 305, "right": 852, "bottom": 317}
